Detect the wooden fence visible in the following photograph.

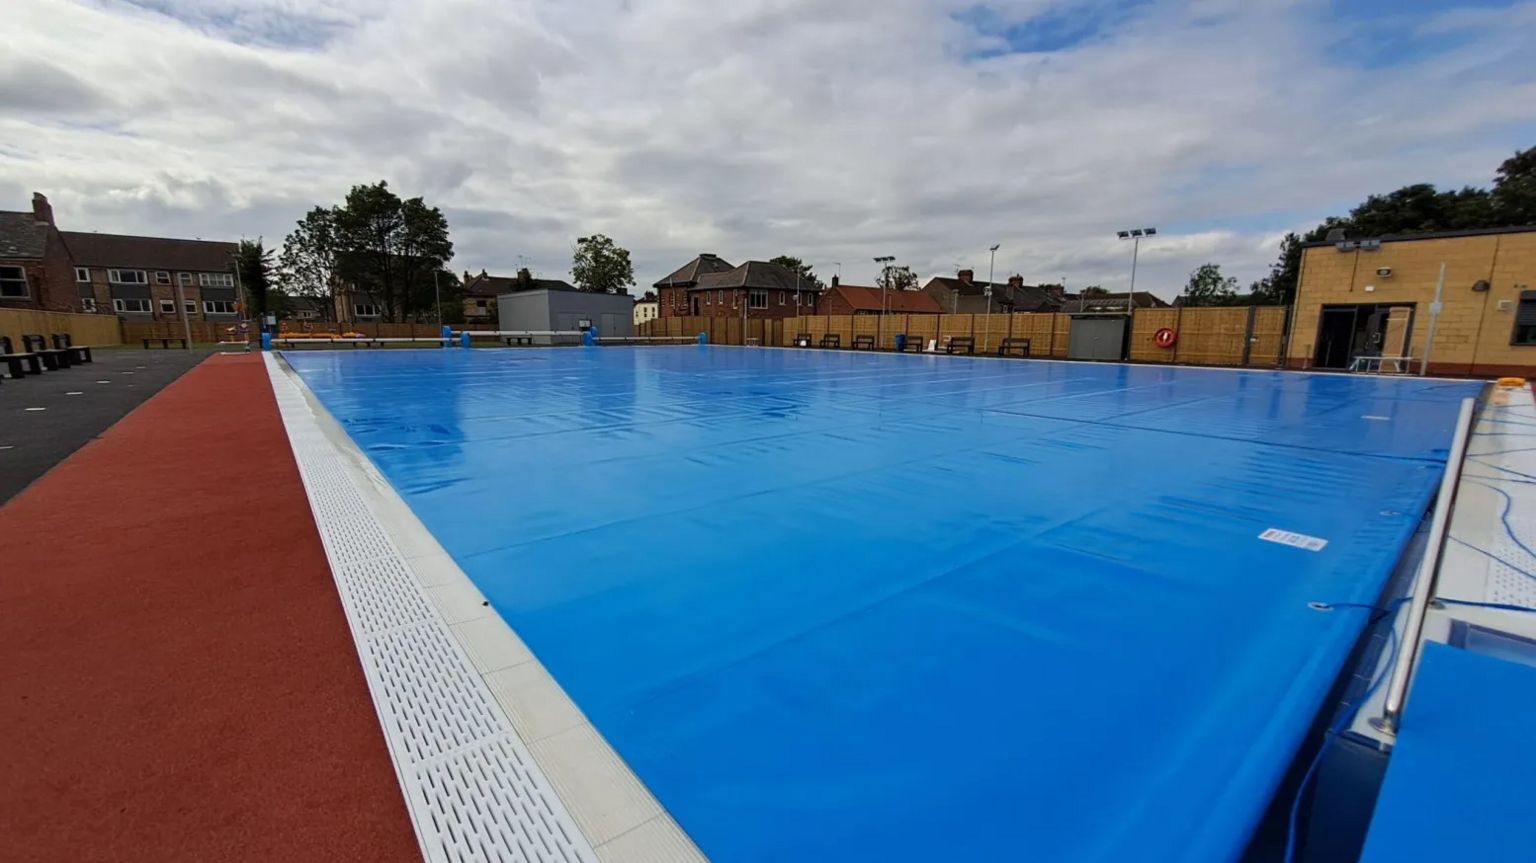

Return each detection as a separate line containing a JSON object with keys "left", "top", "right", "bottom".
{"left": 119, "top": 320, "right": 500, "bottom": 344}
{"left": 1, "top": 308, "right": 122, "bottom": 347}
{"left": 637, "top": 307, "right": 1290, "bottom": 368}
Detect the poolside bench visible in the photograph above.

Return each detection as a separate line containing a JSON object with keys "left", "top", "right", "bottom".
{"left": 142, "top": 336, "right": 188, "bottom": 349}
{"left": 899, "top": 335, "right": 925, "bottom": 353}
{"left": 504, "top": 334, "right": 534, "bottom": 346}
{"left": 793, "top": 332, "right": 812, "bottom": 347}
{"left": 52, "top": 334, "right": 94, "bottom": 363}
{"left": 23, "top": 335, "right": 72, "bottom": 369}
{"left": 0, "top": 336, "right": 44, "bottom": 378}
{"left": 998, "top": 337, "right": 1031, "bottom": 358}
{"left": 852, "top": 335, "right": 876, "bottom": 350}
{"left": 819, "top": 334, "right": 842, "bottom": 349}
{"left": 945, "top": 336, "right": 975, "bottom": 355}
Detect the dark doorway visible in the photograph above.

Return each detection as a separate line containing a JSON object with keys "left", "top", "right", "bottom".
{"left": 1312, "top": 304, "right": 1415, "bottom": 370}
{"left": 691, "top": 295, "right": 700, "bottom": 315}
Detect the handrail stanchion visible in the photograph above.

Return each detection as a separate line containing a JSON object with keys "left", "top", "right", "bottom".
{"left": 1376, "top": 396, "right": 1475, "bottom": 735}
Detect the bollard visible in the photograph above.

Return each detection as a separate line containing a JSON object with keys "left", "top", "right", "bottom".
{"left": 442, "top": 325, "right": 453, "bottom": 340}
{"left": 697, "top": 332, "right": 708, "bottom": 346}
{"left": 583, "top": 329, "right": 598, "bottom": 347}
{"left": 460, "top": 332, "right": 471, "bottom": 349}
{"left": 260, "top": 332, "right": 273, "bottom": 352}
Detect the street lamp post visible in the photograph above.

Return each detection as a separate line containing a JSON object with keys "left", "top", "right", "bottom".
{"left": 1115, "top": 227, "right": 1157, "bottom": 360}
{"left": 985, "top": 244, "right": 1000, "bottom": 351}
{"left": 873, "top": 255, "right": 895, "bottom": 347}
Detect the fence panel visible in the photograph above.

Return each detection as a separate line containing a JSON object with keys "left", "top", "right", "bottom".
{"left": 938, "top": 314, "right": 973, "bottom": 346}
{"left": 1129, "top": 309, "right": 1180, "bottom": 362}
{"left": 977, "top": 314, "right": 1011, "bottom": 353}
{"left": 1248, "top": 307, "right": 1288, "bottom": 366}
{"left": 2, "top": 309, "right": 123, "bottom": 346}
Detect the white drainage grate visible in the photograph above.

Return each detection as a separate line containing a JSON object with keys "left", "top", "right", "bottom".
{"left": 264, "top": 355, "right": 596, "bottom": 863}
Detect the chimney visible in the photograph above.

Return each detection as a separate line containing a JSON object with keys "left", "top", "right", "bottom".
{"left": 517, "top": 267, "right": 533, "bottom": 290}
{"left": 1007, "top": 275, "right": 1024, "bottom": 289}
{"left": 957, "top": 269, "right": 974, "bottom": 285}
{"left": 31, "top": 192, "right": 53, "bottom": 226}
{"left": 831, "top": 274, "right": 839, "bottom": 288}
{"left": 1043, "top": 284, "right": 1065, "bottom": 301}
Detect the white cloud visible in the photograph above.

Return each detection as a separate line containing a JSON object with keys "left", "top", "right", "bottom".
{"left": 1, "top": 0, "right": 1532, "bottom": 297}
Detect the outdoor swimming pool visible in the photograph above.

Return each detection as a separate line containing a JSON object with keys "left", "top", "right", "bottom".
{"left": 285, "top": 346, "right": 1481, "bottom": 861}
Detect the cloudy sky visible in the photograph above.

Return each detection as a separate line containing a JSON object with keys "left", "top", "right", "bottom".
{"left": 3, "top": 0, "right": 1534, "bottom": 297}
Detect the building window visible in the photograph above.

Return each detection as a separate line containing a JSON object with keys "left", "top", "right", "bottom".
{"left": 0, "top": 265, "right": 28, "bottom": 298}
{"left": 749, "top": 289, "right": 769, "bottom": 309}
{"left": 80, "top": 297, "right": 97, "bottom": 312}
{"left": 185, "top": 300, "right": 197, "bottom": 314}
{"left": 779, "top": 290, "right": 786, "bottom": 305}
{"left": 108, "top": 269, "right": 147, "bottom": 284}
{"left": 75, "top": 267, "right": 91, "bottom": 283}
{"left": 354, "top": 303, "right": 379, "bottom": 318}
{"left": 199, "top": 272, "right": 235, "bottom": 288}
{"left": 1514, "top": 291, "right": 1536, "bottom": 345}
{"left": 204, "top": 300, "right": 236, "bottom": 315}
{"left": 179, "top": 272, "right": 193, "bottom": 286}
{"left": 155, "top": 271, "right": 172, "bottom": 284}
{"left": 113, "top": 297, "right": 152, "bottom": 313}
{"left": 159, "top": 298, "right": 176, "bottom": 315}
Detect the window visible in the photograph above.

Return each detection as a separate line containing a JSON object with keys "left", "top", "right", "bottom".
{"left": 1514, "top": 291, "right": 1536, "bottom": 345}
{"left": 354, "top": 303, "right": 379, "bottom": 318}
{"left": 199, "top": 272, "right": 235, "bottom": 288}
{"left": 204, "top": 300, "right": 236, "bottom": 315}
{"left": 113, "top": 297, "right": 152, "bottom": 313}
{"left": 179, "top": 272, "right": 193, "bottom": 286}
{"left": 185, "top": 300, "right": 197, "bottom": 314}
{"left": 159, "top": 299, "right": 177, "bottom": 315}
{"left": 75, "top": 267, "right": 91, "bottom": 283}
{"left": 108, "top": 269, "right": 147, "bottom": 284}
{"left": 80, "top": 297, "right": 97, "bottom": 312}
{"left": 749, "top": 289, "right": 769, "bottom": 309}
{"left": 155, "top": 271, "right": 171, "bottom": 284}
{"left": 779, "top": 290, "right": 786, "bottom": 305}
{"left": 0, "top": 265, "right": 27, "bottom": 298}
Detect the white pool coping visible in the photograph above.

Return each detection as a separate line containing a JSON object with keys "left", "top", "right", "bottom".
{"left": 264, "top": 353, "right": 704, "bottom": 863}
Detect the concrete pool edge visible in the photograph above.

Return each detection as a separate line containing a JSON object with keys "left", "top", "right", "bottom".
{"left": 264, "top": 352, "right": 704, "bottom": 863}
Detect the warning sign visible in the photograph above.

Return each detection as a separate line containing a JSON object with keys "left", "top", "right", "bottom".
{"left": 1259, "top": 528, "right": 1328, "bottom": 552}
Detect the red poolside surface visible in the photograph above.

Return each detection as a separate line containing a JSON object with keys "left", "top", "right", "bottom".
{"left": 0, "top": 354, "right": 419, "bottom": 862}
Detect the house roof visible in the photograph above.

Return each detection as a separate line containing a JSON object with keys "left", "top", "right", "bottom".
{"left": 821, "top": 285, "right": 942, "bottom": 313}
{"left": 688, "top": 261, "right": 820, "bottom": 292}
{"left": 653, "top": 253, "right": 735, "bottom": 288}
{"left": 1059, "top": 291, "right": 1169, "bottom": 313}
{"left": 0, "top": 211, "right": 50, "bottom": 258}
{"left": 923, "top": 276, "right": 1061, "bottom": 311}
{"left": 463, "top": 271, "right": 577, "bottom": 296}
{"left": 61, "top": 231, "right": 236, "bottom": 271}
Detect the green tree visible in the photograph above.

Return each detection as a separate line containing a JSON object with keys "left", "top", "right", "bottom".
{"left": 1493, "top": 145, "right": 1536, "bottom": 225}
{"left": 768, "top": 255, "right": 825, "bottom": 290}
{"left": 1079, "top": 285, "right": 1107, "bottom": 297}
{"left": 331, "top": 181, "right": 454, "bottom": 322}
{"left": 235, "top": 238, "right": 273, "bottom": 318}
{"left": 571, "top": 234, "right": 635, "bottom": 294}
{"left": 876, "top": 264, "right": 917, "bottom": 291}
{"left": 1183, "top": 263, "right": 1238, "bottom": 307}
{"left": 277, "top": 207, "right": 343, "bottom": 322}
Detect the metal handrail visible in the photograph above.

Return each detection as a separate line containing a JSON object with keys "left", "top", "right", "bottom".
{"left": 1377, "top": 396, "right": 1476, "bottom": 734}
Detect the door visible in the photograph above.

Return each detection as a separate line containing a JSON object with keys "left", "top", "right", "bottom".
{"left": 691, "top": 295, "right": 700, "bottom": 315}
{"left": 1314, "top": 307, "right": 1357, "bottom": 369}
{"left": 1067, "top": 316, "right": 1128, "bottom": 361}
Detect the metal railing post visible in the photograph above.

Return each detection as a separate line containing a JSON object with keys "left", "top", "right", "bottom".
{"left": 1376, "top": 396, "right": 1475, "bottom": 735}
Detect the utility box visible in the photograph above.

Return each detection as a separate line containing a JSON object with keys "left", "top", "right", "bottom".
{"left": 1067, "top": 316, "right": 1128, "bottom": 361}
{"left": 497, "top": 288, "right": 634, "bottom": 343}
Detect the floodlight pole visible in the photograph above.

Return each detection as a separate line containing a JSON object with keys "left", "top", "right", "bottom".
{"left": 1117, "top": 228, "right": 1156, "bottom": 361}
{"left": 986, "top": 244, "right": 1000, "bottom": 351}
{"left": 874, "top": 256, "right": 895, "bottom": 346}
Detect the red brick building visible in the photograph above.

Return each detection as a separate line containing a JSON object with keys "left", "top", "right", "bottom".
{"left": 921, "top": 270, "right": 1064, "bottom": 314}
{"left": 0, "top": 194, "right": 81, "bottom": 313}
{"left": 817, "top": 279, "right": 943, "bottom": 315}
{"left": 652, "top": 254, "right": 821, "bottom": 319}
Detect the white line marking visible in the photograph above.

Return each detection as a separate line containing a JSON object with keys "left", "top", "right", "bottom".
{"left": 24, "top": 407, "right": 45, "bottom": 412}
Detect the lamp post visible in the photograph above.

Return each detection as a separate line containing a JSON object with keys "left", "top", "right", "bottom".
{"left": 873, "top": 256, "right": 895, "bottom": 347}
{"left": 1115, "top": 227, "right": 1157, "bottom": 360}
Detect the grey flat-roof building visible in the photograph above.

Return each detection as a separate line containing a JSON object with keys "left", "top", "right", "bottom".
{"left": 497, "top": 288, "right": 634, "bottom": 340}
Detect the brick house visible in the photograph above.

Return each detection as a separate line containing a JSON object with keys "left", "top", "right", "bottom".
{"left": 922, "top": 269, "right": 1064, "bottom": 314}
{"left": 66, "top": 231, "right": 239, "bottom": 321}
{"left": 653, "top": 255, "right": 821, "bottom": 319}
{"left": 0, "top": 194, "right": 85, "bottom": 313}
{"left": 817, "top": 278, "right": 943, "bottom": 315}
{"left": 1058, "top": 291, "right": 1168, "bottom": 313}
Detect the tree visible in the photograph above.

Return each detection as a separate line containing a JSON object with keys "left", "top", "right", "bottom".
{"left": 1183, "top": 263, "right": 1238, "bottom": 307}
{"left": 1079, "top": 285, "right": 1108, "bottom": 297}
{"left": 235, "top": 238, "right": 274, "bottom": 318}
{"left": 1493, "top": 145, "right": 1536, "bottom": 225}
{"left": 277, "top": 207, "right": 343, "bottom": 322}
{"left": 876, "top": 264, "right": 918, "bottom": 291}
{"left": 571, "top": 234, "right": 635, "bottom": 294}
{"left": 768, "top": 255, "right": 825, "bottom": 290}
{"left": 329, "top": 181, "right": 454, "bottom": 322}
{"left": 640, "top": 290, "right": 657, "bottom": 302}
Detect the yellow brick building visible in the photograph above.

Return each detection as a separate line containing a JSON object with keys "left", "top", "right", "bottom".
{"left": 1289, "top": 226, "right": 1536, "bottom": 376}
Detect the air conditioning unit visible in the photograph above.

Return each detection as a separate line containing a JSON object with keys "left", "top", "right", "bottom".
{"left": 1360, "top": 239, "right": 1382, "bottom": 251}
{"left": 1336, "top": 241, "right": 1358, "bottom": 252}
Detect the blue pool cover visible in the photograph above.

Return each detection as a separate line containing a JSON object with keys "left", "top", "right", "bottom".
{"left": 1359, "top": 643, "right": 1536, "bottom": 862}
{"left": 285, "top": 347, "right": 1481, "bottom": 862}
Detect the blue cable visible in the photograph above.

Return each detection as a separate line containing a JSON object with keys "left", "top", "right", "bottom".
{"left": 1458, "top": 479, "right": 1536, "bottom": 567}
{"left": 1435, "top": 596, "right": 1536, "bottom": 615}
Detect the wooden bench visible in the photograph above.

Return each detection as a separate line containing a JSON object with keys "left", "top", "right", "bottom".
{"left": 0, "top": 336, "right": 44, "bottom": 378}
{"left": 793, "top": 332, "right": 812, "bottom": 347}
{"left": 945, "top": 336, "right": 975, "bottom": 355}
{"left": 819, "top": 334, "right": 841, "bottom": 349}
{"left": 503, "top": 335, "right": 534, "bottom": 346}
{"left": 23, "top": 335, "right": 72, "bottom": 369}
{"left": 142, "top": 336, "right": 189, "bottom": 349}
{"left": 998, "top": 337, "right": 1031, "bottom": 358}
{"left": 52, "top": 334, "right": 94, "bottom": 363}
{"left": 852, "top": 335, "right": 876, "bottom": 350}
{"left": 899, "top": 335, "right": 925, "bottom": 353}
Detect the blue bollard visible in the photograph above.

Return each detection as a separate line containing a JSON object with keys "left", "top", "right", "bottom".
{"left": 442, "top": 325, "right": 453, "bottom": 340}
{"left": 460, "top": 331, "right": 471, "bottom": 349}
{"left": 260, "top": 332, "right": 273, "bottom": 351}
{"left": 583, "top": 328, "right": 598, "bottom": 347}
{"left": 697, "top": 331, "right": 708, "bottom": 346}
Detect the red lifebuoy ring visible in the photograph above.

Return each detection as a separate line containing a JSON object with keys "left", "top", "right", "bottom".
{"left": 1154, "top": 327, "right": 1177, "bottom": 348}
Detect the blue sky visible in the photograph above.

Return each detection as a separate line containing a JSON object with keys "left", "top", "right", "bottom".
{"left": 1, "top": 0, "right": 1533, "bottom": 296}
